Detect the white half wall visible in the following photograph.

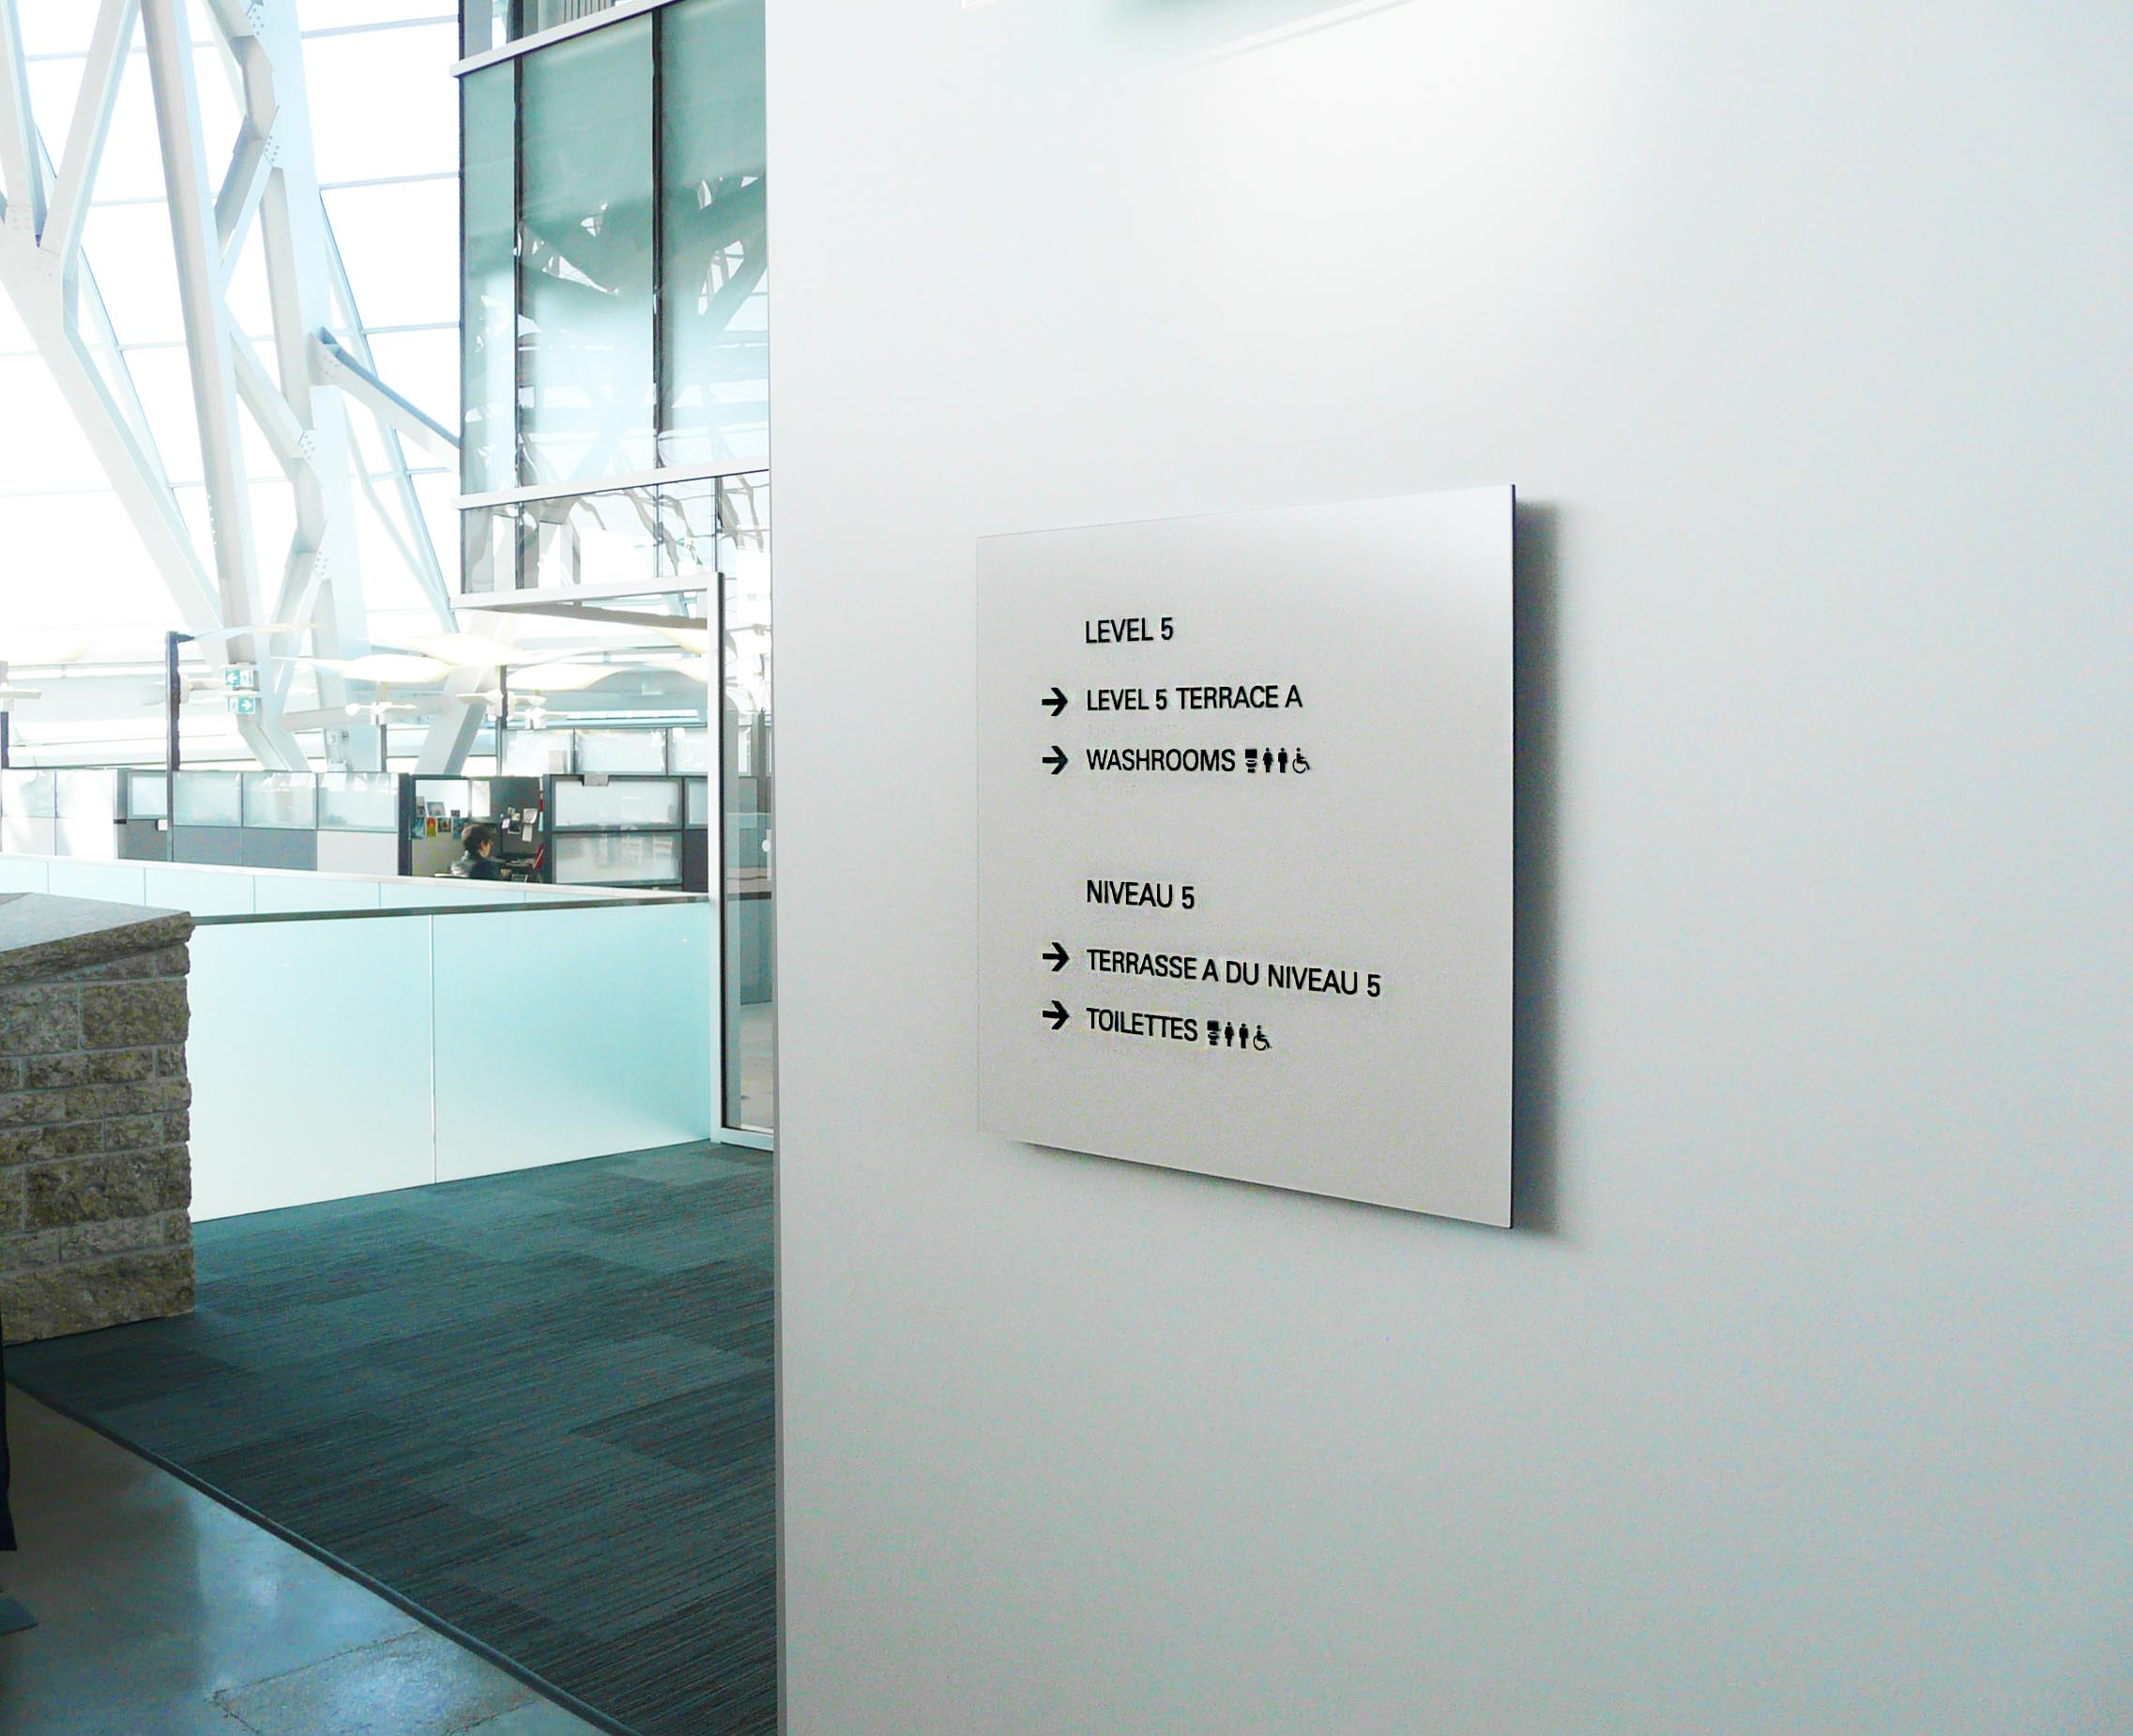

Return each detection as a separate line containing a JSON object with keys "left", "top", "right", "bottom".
{"left": 769, "top": 4, "right": 2133, "bottom": 1731}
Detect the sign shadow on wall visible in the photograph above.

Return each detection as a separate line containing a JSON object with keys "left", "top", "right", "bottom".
{"left": 1512, "top": 498, "right": 1562, "bottom": 1235}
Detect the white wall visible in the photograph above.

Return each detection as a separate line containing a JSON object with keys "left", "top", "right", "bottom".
{"left": 769, "top": 4, "right": 2133, "bottom": 1731}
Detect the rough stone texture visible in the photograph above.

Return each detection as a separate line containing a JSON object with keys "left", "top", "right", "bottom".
{"left": 0, "top": 895, "right": 195, "bottom": 1343}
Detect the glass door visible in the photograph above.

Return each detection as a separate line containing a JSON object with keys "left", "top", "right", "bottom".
{"left": 720, "top": 476, "right": 773, "bottom": 1133}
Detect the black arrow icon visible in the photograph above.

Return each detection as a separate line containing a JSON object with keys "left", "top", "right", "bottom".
{"left": 1043, "top": 745, "right": 1067, "bottom": 775}
{"left": 1043, "top": 942, "right": 1068, "bottom": 971}
{"left": 1043, "top": 686, "right": 1068, "bottom": 716}
{"left": 1043, "top": 999, "right": 1070, "bottom": 1030}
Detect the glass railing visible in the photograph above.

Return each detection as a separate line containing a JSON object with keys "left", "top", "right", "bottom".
{"left": 0, "top": 857, "right": 712, "bottom": 1218}
{"left": 0, "top": 853, "right": 662, "bottom": 915}
{"left": 190, "top": 891, "right": 711, "bottom": 1217}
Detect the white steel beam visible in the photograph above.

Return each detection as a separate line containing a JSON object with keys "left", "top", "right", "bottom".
{"left": 321, "top": 209, "right": 465, "bottom": 768}
{"left": 39, "top": 0, "right": 140, "bottom": 269}
{"left": 213, "top": 122, "right": 274, "bottom": 266}
{"left": 0, "top": 0, "right": 43, "bottom": 239}
{"left": 225, "top": 4, "right": 372, "bottom": 718}
{"left": 204, "top": 0, "right": 258, "bottom": 41}
{"left": 321, "top": 218, "right": 453, "bottom": 629}
{"left": 0, "top": 86, "right": 224, "bottom": 637}
{"left": 0, "top": 299, "right": 226, "bottom": 636}
{"left": 313, "top": 331, "right": 457, "bottom": 464}
{"left": 2, "top": 0, "right": 459, "bottom": 775}
{"left": 232, "top": 337, "right": 310, "bottom": 470}
{"left": 141, "top": 0, "right": 305, "bottom": 768}
{"left": 412, "top": 666, "right": 491, "bottom": 775}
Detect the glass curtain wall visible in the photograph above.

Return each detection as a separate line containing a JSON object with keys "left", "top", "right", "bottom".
{"left": 661, "top": 0, "right": 769, "bottom": 469}
{"left": 461, "top": 69, "right": 516, "bottom": 499}
{"left": 519, "top": 21, "right": 657, "bottom": 486}
{"left": 458, "top": 0, "right": 771, "bottom": 1134}
{"left": 470, "top": 474, "right": 725, "bottom": 595}
{"left": 455, "top": 0, "right": 768, "bottom": 603}
{"left": 458, "top": 0, "right": 767, "bottom": 588}
{"left": 465, "top": 0, "right": 634, "bottom": 57}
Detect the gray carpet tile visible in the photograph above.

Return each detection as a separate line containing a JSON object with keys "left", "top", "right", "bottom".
{"left": 7, "top": 1141, "right": 775, "bottom": 1736}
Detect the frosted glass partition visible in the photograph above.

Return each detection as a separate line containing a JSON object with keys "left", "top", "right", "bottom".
{"left": 0, "top": 770, "right": 57, "bottom": 818}
{"left": 433, "top": 901, "right": 710, "bottom": 1180}
{"left": 687, "top": 778, "right": 710, "bottom": 825}
{"left": 503, "top": 729, "right": 574, "bottom": 775}
{"left": 56, "top": 769, "right": 120, "bottom": 818}
{"left": 317, "top": 831, "right": 403, "bottom": 878}
{"left": 577, "top": 729, "right": 668, "bottom": 773}
{"left": 174, "top": 771, "right": 243, "bottom": 827}
{"left": 556, "top": 832, "right": 683, "bottom": 886}
{"left": 671, "top": 727, "right": 712, "bottom": 773}
{"left": 554, "top": 777, "right": 683, "bottom": 830}
{"left": 243, "top": 772, "right": 320, "bottom": 830}
{"left": 179, "top": 892, "right": 711, "bottom": 1216}
{"left": 319, "top": 774, "right": 398, "bottom": 831}
{"left": 0, "top": 818, "right": 56, "bottom": 856}
{"left": 55, "top": 771, "right": 120, "bottom": 861}
{"left": 127, "top": 771, "right": 170, "bottom": 819}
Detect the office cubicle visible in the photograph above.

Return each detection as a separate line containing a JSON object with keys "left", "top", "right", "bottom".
{"left": 0, "top": 732, "right": 713, "bottom": 893}
{"left": 121, "top": 769, "right": 404, "bottom": 874}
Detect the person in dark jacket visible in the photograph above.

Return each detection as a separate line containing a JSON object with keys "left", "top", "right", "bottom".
{"left": 459, "top": 822, "right": 506, "bottom": 881}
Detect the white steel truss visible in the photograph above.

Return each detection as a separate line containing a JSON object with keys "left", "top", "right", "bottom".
{"left": 0, "top": 0, "right": 465, "bottom": 770}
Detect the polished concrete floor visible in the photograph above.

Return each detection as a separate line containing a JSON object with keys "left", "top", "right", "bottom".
{"left": 0, "top": 1389, "right": 601, "bottom": 1736}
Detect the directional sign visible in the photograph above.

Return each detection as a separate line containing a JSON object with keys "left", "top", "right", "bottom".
{"left": 977, "top": 489, "right": 1515, "bottom": 1226}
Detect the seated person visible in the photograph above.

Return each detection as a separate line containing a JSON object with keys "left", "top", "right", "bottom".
{"left": 458, "top": 821, "right": 506, "bottom": 881}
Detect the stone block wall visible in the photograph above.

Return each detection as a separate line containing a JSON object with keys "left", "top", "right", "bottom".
{"left": 0, "top": 911, "right": 194, "bottom": 1344}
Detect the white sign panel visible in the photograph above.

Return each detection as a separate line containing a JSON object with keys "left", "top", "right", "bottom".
{"left": 977, "top": 488, "right": 1515, "bottom": 1226}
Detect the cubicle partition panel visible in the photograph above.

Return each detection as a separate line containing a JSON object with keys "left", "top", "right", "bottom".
{"left": 549, "top": 773, "right": 691, "bottom": 889}
{"left": 0, "top": 769, "right": 126, "bottom": 858}
{"left": 171, "top": 829, "right": 244, "bottom": 866}
{"left": 117, "top": 770, "right": 166, "bottom": 860}
{"left": 318, "top": 771, "right": 400, "bottom": 876}
{"left": 0, "top": 771, "right": 55, "bottom": 857}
